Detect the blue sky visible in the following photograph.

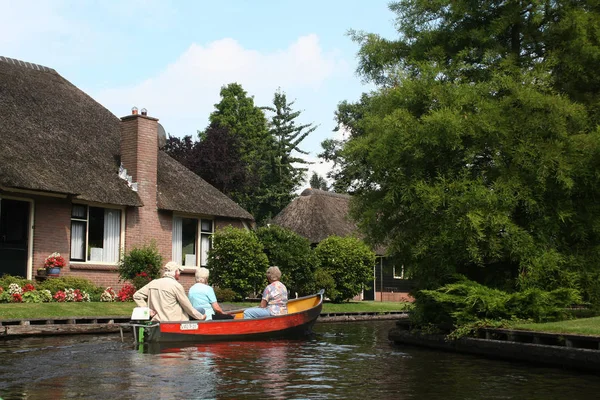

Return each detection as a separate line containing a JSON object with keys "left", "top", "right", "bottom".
{"left": 2, "top": 0, "right": 397, "bottom": 187}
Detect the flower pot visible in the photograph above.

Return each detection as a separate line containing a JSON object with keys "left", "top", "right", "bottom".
{"left": 37, "top": 269, "right": 47, "bottom": 277}
{"left": 47, "top": 267, "right": 61, "bottom": 277}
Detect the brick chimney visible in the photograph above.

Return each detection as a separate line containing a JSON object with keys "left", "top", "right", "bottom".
{"left": 120, "top": 110, "right": 161, "bottom": 253}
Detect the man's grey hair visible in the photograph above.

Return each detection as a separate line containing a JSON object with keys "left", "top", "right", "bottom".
{"left": 266, "top": 266, "right": 282, "bottom": 282}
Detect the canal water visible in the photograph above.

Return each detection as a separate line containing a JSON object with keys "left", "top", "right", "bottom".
{"left": 1, "top": 321, "right": 599, "bottom": 399}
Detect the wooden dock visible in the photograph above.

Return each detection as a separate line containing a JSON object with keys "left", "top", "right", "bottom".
{"left": 389, "top": 320, "right": 600, "bottom": 373}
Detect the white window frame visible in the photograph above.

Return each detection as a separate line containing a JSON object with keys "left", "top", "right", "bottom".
{"left": 69, "top": 202, "right": 125, "bottom": 265}
{"left": 172, "top": 214, "right": 214, "bottom": 268}
{"left": 393, "top": 265, "right": 405, "bottom": 279}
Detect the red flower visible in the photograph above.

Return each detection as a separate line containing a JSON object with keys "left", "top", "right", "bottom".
{"left": 117, "top": 283, "right": 136, "bottom": 302}
{"left": 44, "top": 252, "right": 66, "bottom": 269}
{"left": 22, "top": 284, "right": 35, "bottom": 293}
{"left": 53, "top": 291, "right": 66, "bottom": 302}
{"left": 11, "top": 293, "right": 22, "bottom": 303}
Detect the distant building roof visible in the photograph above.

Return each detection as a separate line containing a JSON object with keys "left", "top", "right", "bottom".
{"left": 272, "top": 188, "right": 357, "bottom": 244}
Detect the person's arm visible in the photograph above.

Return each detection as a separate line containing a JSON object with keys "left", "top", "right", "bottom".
{"left": 212, "top": 301, "right": 228, "bottom": 314}
{"left": 175, "top": 285, "right": 206, "bottom": 320}
{"left": 259, "top": 299, "right": 267, "bottom": 308}
{"left": 133, "top": 285, "right": 149, "bottom": 307}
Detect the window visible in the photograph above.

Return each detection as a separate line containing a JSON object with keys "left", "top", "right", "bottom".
{"left": 172, "top": 216, "right": 213, "bottom": 267}
{"left": 393, "top": 265, "right": 405, "bottom": 279}
{"left": 70, "top": 205, "right": 121, "bottom": 263}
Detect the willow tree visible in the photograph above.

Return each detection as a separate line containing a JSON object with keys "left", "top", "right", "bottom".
{"left": 332, "top": 1, "right": 600, "bottom": 304}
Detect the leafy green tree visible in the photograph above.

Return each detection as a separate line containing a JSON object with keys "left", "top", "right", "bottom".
{"left": 256, "top": 225, "right": 317, "bottom": 296}
{"left": 207, "top": 226, "right": 269, "bottom": 299}
{"left": 309, "top": 172, "right": 329, "bottom": 191}
{"left": 196, "top": 123, "right": 252, "bottom": 195}
{"left": 333, "top": 1, "right": 600, "bottom": 305}
{"left": 314, "top": 236, "right": 375, "bottom": 302}
{"left": 208, "top": 83, "right": 272, "bottom": 222}
{"left": 320, "top": 94, "right": 373, "bottom": 193}
{"left": 262, "top": 89, "right": 317, "bottom": 216}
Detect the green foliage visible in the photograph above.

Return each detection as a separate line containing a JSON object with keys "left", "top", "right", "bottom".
{"left": 326, "top": 2, "right": 600, "bottom": 309}
{"left": 208, "top": 83, "right": 273, "bottom": 223}
{"left": 313, "top": 268, "right": 338, "bottom": 301}
{"left": 207, "top": 226, "right": 269, "bottom": 299}
{"left": 0, "top": 275, "right": 31, "bottom": 289}
{"left": 37, "top": 277, "right": 103, "bottom": 296}
{"left": 22, "top": 290, "right": 52, "bottom": 303}
{"left": 314, "top": 236, "right": 375, "bottom": 302}
{"left": 413, "top": 277, "right": 582, "bottom": 332}
{"left": 309, "top": 172, "right": 329, "bottom": 191}
{"left": 214, "top": 287, "right": 238, "bottom": 303}
{"left": 261, "top": 89, "right": 316, "bottom": 219}
{"left": 256, "top": 225, "right": 317, "bottom": 296}
{"left": 117, "top": 242, "right": 163, "bottom": 282}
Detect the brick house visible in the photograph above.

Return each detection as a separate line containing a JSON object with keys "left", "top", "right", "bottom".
{"left": 0, "top": 56, "right": 254, "bottom": 290}
{"left": 272, "top": 188, "right": 413, "bottom": 301}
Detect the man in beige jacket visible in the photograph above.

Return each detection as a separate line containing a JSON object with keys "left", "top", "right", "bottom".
{"left": 133, "top": 261, "right": 206, "bottom": 322}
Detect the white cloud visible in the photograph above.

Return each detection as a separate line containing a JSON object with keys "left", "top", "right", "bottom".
{"left": 94, "top": 34, "right": 349, "bottom": 136}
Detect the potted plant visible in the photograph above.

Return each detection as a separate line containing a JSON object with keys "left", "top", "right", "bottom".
{"left": 45, "top": 252, "right": 66, "bottom": 276}
{"left": 37, "top": 267, "right": 47, "bottom": 277}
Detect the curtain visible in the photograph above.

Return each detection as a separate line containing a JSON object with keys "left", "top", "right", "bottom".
{"left": 103, "top": 209, "right": 121, "bottom": 263}
{"left": 70, "top": 221, "right": 85, "bottom": 260}
{"left": 172, "top": 216, "right": 182, "bottom": 264}
{"left": 200, "top": 234, "right": 211, "bottom": 266}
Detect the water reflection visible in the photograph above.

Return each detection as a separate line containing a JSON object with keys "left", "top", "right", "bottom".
{"left": 1, "top": 322, "right": 600, "bottom": 399}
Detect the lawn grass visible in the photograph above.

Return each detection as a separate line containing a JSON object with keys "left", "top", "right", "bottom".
{"left": 0, "top": 300, "right": 413, "bottom": 320}
{"left": 513, "top": 316, "right": 600, "bottom": 336}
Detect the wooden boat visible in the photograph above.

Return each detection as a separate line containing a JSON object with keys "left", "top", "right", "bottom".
{"left": 130, "top": 289, "right": 324, "bottom": 343}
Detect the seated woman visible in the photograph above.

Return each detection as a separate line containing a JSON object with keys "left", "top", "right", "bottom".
{"left": 244, "top": 266, "right": 288, "bottom": 319}
{"left": 188, "top": 267, "right": 234, "bottom": 320}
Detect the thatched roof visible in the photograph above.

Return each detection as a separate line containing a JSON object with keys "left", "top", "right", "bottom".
{"left": 0, "top": 56, "right": 253, "bottom": 220}
{"left": 0, "top": 56, "right": 141, "bottom": 206}
{"left": 272, "top": 188, "right": 357, "bottom": 244}
{"left": 157, "top": 152, "right": 253, "bottom": 219}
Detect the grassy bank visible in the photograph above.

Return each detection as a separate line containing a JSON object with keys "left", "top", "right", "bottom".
{"left": 0, "top": 301, "right": 413, "bottom": 320}
{"left": 513, "top": 316, "right": 600, "bottom": 336}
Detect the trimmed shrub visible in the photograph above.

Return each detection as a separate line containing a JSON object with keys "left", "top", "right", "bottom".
{"left": 314, "top": 236, "right": 376, "bottom": 302}
{"left": 0, "top": 275, "right": 31, "bottom": 289}
{"left": 208, "top": 226, "right": 269, "bottom": 300}
{"left": 214, "top": 287, "right": 237, "bottom": 303}
{"left": 256, "top": 225, "right": 317, "bottom": 296}
{"left": 37, "top": 277, "right": 103, "bottom": 297}
{"left": 118, "top": 242, "right": 163, "bottom": 283}
{"left": 413, "top": 276, "right": 582, "bottom": 330}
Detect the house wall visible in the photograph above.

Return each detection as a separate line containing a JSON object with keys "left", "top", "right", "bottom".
{"left": 31, "top": 196, "right": 249, "bottom": 291}
{"left": 32, "top": 196, "right": 70, "bottom": 272}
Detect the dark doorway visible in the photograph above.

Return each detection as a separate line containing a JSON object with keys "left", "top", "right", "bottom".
{"left": 0, "top": 199, "right": 30, "bottom": 277}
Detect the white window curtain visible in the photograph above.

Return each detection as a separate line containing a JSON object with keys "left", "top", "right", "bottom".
{"left": 102, "top": 209, "right": 121, "bottom": 263}
{"left": 70, "top": 221, "right": 85, "bottom": 260}
{"left": 172, "top": 216, "right": 182, "bottom": 264}
{"left": 200, "top": 234, "right": 211, "bottom": 266}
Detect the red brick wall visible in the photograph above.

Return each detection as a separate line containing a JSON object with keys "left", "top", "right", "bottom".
{"left": 120, "top": 115, "right": 172, "bottom": 258}
{"left": 32, "top": 197, "right": 70, "bottom": 272}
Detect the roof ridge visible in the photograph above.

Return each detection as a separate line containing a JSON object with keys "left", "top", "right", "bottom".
{"left": 301, "top": 188, "right": 351, "bottom": 199}
{"left": 0, "top": 56, "right": 56, "bottom": 74}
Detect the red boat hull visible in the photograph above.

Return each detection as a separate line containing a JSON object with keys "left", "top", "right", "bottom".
{"left": 135, "top": 290, "right": 324, "bottom": 343}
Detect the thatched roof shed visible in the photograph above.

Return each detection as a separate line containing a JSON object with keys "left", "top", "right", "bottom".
{"left": 0, "top": 56, "right": 252, "bottom": 220}
{"left": 272, "top": 188, "right": 358, "bottom": 244}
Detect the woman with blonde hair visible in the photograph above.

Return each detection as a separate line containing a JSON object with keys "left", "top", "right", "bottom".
{"left": 188, "top": 267, "right": 234, "bottom": 320}
{"left": 243, "top": 266, "right": 288, "bottom": 319}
